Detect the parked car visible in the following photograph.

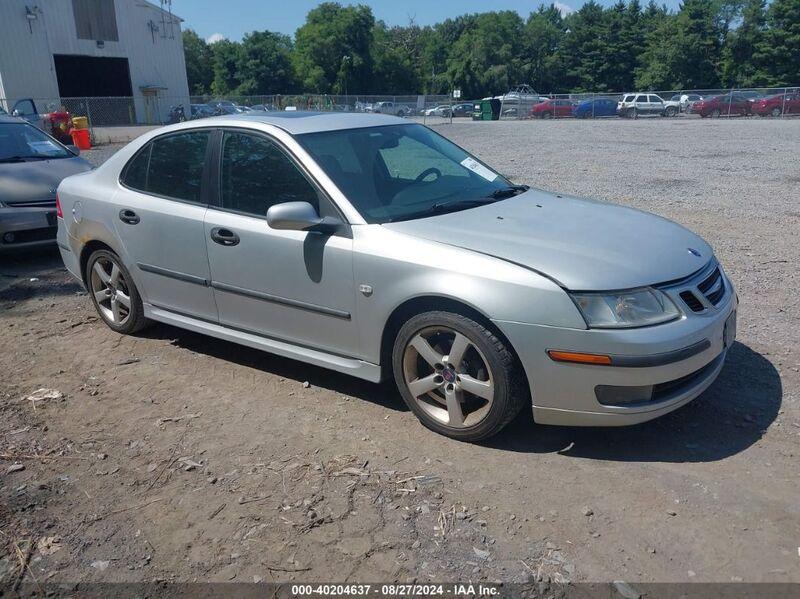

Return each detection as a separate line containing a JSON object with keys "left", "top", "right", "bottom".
{"left": 368, "top": 101, "right": 411, "bottom": 117}
{"left": 190, "top": 104, "right": 215, "bottom": 120}
{"left": 664, "top": 95, "right": 683, "bottom": 117}
{"left": 680, "top": 94, "right": 705, "bottom": 113}
{"left": 56, "top": 112, "right": 737, "bottom": 441}
{"left": 752, "top": 92, "right": 800, "bottom": 117}
{"left": 617, "top": 93, "right": 666, "bottom": 117}
{"left": 249, "top": 104, "right": 278, "bottom": 112}
{"left": 451, "top": 103, "right": 474, "bottom": 117}
{"left": 424, "top": 105, "right": 452, "bottom": 117}
{"left": 529, "top": 99, "right": 575, "bottom": 119}
{"left": 0, "top": 115, "right": 92, "bottom": 251}
{"left": 572, "top": 98, "right": 618, "bottom": 119}
{"left": 692, "top": 94, "right": 753, "bottom": 118}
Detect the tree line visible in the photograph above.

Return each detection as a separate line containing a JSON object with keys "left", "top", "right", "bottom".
{"left": 183, "top": 0, "right": 800, "bottom": 99}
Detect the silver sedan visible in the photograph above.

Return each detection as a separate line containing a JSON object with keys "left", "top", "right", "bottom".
{"left": 56, "top": 113, "right": 737, "bottom": 441}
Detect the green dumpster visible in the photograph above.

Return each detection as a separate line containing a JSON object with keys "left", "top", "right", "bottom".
{"left": 474, "top": 99, "right": 501, "bottom": 120}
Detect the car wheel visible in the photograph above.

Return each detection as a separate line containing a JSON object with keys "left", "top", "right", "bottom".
{"left": 771, "top": 107, "right": 782, "bottom": 117}
{"left": 86, "top": 249, "right": 149, "bottom": 335}
{"left": 711, "top": 108, "right": 721, "bottom": 118}
{"left": 397, "top": 110, "right": 406, "bottom": 117}
{"left": 541, "top": 111, "right": 552, "bottom": 119}
{"left": 665, "top": 106, "right": 677, "bottom": 117}
{"left": 392, "top": 311, "right": 527, "bottom": 441}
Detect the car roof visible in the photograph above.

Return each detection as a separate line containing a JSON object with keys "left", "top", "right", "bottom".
{"left": 206, "top": 111, "right": 408, "bottom": 135}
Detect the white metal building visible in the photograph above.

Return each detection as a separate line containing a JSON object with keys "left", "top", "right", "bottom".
{"left": 0, "top": 0, "right": 190, "bottom": 125}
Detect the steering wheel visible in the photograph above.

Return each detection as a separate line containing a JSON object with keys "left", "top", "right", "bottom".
{"left": 414, "top": 167, "right": 441, "bottom": 184}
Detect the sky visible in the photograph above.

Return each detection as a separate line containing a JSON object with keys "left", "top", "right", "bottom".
{"left": 170, "top": 0, "right": 682, "bottom": 43}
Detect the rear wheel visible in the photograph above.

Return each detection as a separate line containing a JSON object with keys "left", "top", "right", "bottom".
{"left": 541, "top": 111, "right": 552, "bottom": 119}
{"left": 711, "top": 108, "right": 721, "bottom": 118}
{"left": 86, "top": 249, "right": 149, "bottom": 335}
{"left": 392, "top": 311, "right": 527, "bottom": 441}
{"left": 771, "top": 107, "right": 782, "bottom": 117}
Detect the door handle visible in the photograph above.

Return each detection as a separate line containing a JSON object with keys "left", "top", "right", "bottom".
{"left": 119, "top": 209, "right": 140, "bottom": 225}
{"left": 210, "top": 227, "right": 240, "bottom": 246}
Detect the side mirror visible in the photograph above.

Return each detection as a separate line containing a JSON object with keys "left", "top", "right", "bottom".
{"left": 12, "top": 109, "right": 21, "bottom": 117}
{"left": 266, "top": 201, "right": 341, "bottom": 233}
{"left": 66, "top": 144, "right": 80, "bottom": 156}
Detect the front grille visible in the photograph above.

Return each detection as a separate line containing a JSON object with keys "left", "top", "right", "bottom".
{"left": 698, "top": 268, "right": 725, "bottom": 306}
{"left": 680, "top": 290, "right": 704, "bottom": 312}
{"left": 674, "top": 265, "right": 726, "bottom": 313}
{"left": 5, "top": 199, "right": 56, "bottom": 208}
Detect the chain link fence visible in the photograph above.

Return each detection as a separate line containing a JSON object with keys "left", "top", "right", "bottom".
{"left": 497, "top": 86, "right": 800, "bottom": 120}
{"left": 2, "top": 87, "right": 797, "bottom": 146}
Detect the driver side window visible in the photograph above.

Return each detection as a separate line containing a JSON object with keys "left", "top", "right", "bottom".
{"left": 220, "top": 131, "right": 319, "bottom": 217}
{"left": 379, "top": 136, "right": 466, "bottom": 181}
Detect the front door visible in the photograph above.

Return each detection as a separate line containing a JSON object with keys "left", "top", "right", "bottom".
{"left": 204, "top": 129, "right": 359, "bottom": 357}
{"left": 114, "top": 128, "right": 217, "bottom": 320}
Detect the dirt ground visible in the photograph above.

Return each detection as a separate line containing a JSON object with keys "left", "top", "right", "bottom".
{"left": 1, "top": 118, "right": 798, "bottom": 590}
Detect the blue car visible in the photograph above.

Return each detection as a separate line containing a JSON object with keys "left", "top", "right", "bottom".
{"left": 573, "top": 98, "right": 618, "bottom": 119}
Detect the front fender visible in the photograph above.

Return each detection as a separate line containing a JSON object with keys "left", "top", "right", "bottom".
{"left": 352, "top": 226, "right": 586, "bottom": 363}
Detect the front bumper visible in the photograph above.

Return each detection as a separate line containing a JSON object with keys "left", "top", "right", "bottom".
{"left": 495, "top": 276, "right": 737, "bottom": 426}
{"left": 0, "top": 206, "right": 58, "bottom": 251}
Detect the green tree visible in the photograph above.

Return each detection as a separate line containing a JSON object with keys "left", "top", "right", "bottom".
{"left": 371, "top": 22, "right": 422, "bottom": 93}
{"left": 444, "top": 11, "right": 526, "bottom": 98}
{"left": 210, "top": 39, "right": 242, "bottom": 96}
{"left": 236, "top": 31, "right": 296, "bottom": 95}
{"left": 293, "top": 2, "right": 375, "bottom": 93}
{"left": 636, "top": 0, "right": 722, "bottom": 90}
{"left": 755, "top": 0, "right": 800, "bottom": 86}
{"left": 721, "top": 0, "right": 767, "bottom": 86}
{"left": 558, "top": 1, "right": 613, "bottom": 92}
{"left": 182, "top": 29, "right": 213, "bottom": 95}
{"left": 521, "top": 5, "right": 567, "bottom": 94}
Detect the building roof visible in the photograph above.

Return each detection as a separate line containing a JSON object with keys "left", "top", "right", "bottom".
{"left": 215, "top": 111, "right": 408, "bottom": 135}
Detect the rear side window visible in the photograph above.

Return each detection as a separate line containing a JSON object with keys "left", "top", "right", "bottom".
{"left": 635, "top": 95, "right": 647, "bottom": 102}
{"left": 623, "top": 95, "right": 634, "bottom": 102}
{"left": 122, "top": 130, "right": 210, "bottom": 203}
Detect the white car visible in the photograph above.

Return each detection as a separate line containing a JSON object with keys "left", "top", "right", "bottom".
{"left": 424, "top": 105, "right": 452, "bottom": 117}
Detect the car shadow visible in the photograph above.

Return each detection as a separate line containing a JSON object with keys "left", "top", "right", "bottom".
{"left": 141, "top": 323, "right": 407, "bottom": 413}
{"left": 138, "top": 326, "right": 781, "bottom": 463}
{"left": 486, "top": 341, "right": 782, "bottom": 463}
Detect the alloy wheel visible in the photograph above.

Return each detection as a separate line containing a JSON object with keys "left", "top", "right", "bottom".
{"left": 90, "top": 256, "right": 132, "bottom": 326}
{"left": 402, "top": 326, "right": 495, "bottom": 428}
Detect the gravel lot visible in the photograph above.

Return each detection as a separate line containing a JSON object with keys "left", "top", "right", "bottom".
{"left": 1, "top": 118, "right": 798, "bottom": 588}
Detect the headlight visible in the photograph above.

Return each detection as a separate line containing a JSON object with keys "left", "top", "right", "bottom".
{"left": 570, "top": 287, "right": 681, "bottom": 328}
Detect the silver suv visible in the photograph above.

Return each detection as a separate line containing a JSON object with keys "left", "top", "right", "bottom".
{"left": 617, "top": 93, "right": 667, "bottom": 118}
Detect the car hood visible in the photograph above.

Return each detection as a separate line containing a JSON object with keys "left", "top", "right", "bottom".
{"left": 0, "top": 156, "right": 91, "bottom": 205}
{"left": 382, "top": 189, "right": 712, "bottom": 291}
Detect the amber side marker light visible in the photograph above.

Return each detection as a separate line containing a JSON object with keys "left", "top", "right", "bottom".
{"left": 547, "top": 350, "right": 613, "bottom": 365}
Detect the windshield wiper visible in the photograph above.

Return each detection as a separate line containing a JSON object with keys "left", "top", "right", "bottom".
{"left": 488, "top": 184, "right": 530, "bottom": 199}
{"left": 387, "top": 198, "right": 501, "bottom": 222}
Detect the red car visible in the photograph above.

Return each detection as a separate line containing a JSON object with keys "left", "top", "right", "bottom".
{"left": 529, "top": 99, "right": 575, "bottom": 119}
{"left": 693, "top": 94, "right": 753, "bottom": 117}
{"left": 752, "top": 92, "right": 800, "bottom": 117}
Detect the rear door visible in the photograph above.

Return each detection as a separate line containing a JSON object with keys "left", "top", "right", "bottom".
{"left": 114, "top": 129, "right": 217, "bottom": 320}
{"left": 203, "top": 128, "right": 359, "bottom": 356}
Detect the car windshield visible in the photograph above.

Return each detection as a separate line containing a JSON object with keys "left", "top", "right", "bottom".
{"left": 297, "top": 123, "right": 517, "bottom": 223}
{"left": 0, "top": 123, "right": 72, "bottom": 162}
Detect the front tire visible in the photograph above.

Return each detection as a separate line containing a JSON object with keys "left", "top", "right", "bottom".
{"left": 771, "top": 107, "right": 782, "bottom": 117}
{"left": 392, "top": 311, "right": 527, "bottom": 441}
{"left": 86, "top": 249, "right": 149, "bottom": 335}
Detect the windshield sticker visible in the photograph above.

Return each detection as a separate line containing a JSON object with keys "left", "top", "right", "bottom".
{"left": 28, "top": 140, "right": 62, "bottom": 155}
{"left": 460, "top": 157, "right": 498, "bottom": 181}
